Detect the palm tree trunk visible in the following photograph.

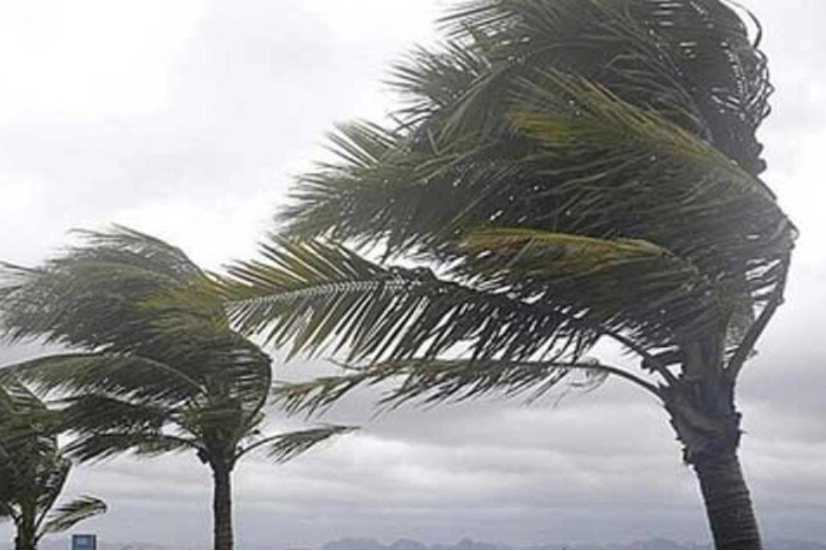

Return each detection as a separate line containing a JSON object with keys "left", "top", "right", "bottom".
{"left": 692, "top": 451, "right": 761, "bottom": 549}
{"left": 14, "top": 517, "right": 37, "bottom": 550}
{"left": 211, "top": 464, "right": 234, "bottom": 550}
{"left": 663, "top": 349, "right": 762, "bottom": 551}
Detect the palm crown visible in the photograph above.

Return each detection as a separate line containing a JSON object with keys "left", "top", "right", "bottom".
{"left": 217, "top": 2, "right": 795, "bottom": 548}
{"left": 224, "top": 0, "right": 794, "bottom": 402}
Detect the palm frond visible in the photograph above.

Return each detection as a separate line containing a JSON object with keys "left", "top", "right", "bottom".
{"left": 441, "top": 0, "right": 772, "bottom": 173}
{"left": 59, "top": 394, "right": 171, "bottom": 434}
{"left": 41, "top": 496, "right": 106, "bottom": 535}
{"left": 69, "top": 225, "right": 202, "bottom": 280}
{"left": 0, "top": 381, "right": 58, "bottom": 455}
{"left": 388, "top": 41, "right": 496, "bottom": 134}
{"left": 509, "top": 69, "right": 774, "bottom": 202}
{"left": 0, "top": 226, "right": 205, "bottom": 351}
{"left": 65, "top": 432, "right": 196, "bottom": 462}
{"left": 274, "top": 358, "right": 660, "bottom": 417}
{"left": 0, "top": 378, "right": 47, "bottom": 414}
{"left": 0, "top": 353, "right": 205, "bottom": 406}
{"left": 240, "top": 425, "right": 357, "bottom": 464}
{"left": 458, "top": 228, "right": 721, "bottom": 342}
{"left": 223, "top": 237, "right": 598, "bottom": 363}
{"left": 34, "top": 455, "right": 71, "bottom": 518}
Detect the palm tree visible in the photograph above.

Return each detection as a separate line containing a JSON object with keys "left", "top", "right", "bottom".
{"left": 215, "top": 1, "right": 795, "bottom": 549}
{"left": 0, "top": 228, "right": 354, "bottom": 550}
{"left": 0, "top": 380, "right": 106, "bottom": 550}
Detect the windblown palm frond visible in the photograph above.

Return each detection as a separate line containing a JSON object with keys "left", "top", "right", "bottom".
{"left": 65, "top": 432, "right": 197, "bottom": 462}
{"left": 1, "top": 353, "right": 205, "bottom": 406}
{"left": 274, "top": 357, "right": 658, "bottom": 418}
{"left": 41, "top": 496, "right": 106, "bottom": 535}
{"left": 238, "top": 425, "right": 357, "bottom": 464}
{"left": 223, "top": 237, "right": 601, "bottom": 364}
{"left": 0, "top": 228, "right": 201, "bottom": 350}
{"left": 440, "top": 0, "right": 772, "bottom": 172}
{"left": 33, "top": 455, "right": 71, "bottom": 518}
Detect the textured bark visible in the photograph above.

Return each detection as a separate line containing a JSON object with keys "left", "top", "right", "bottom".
{"left": 693, "top": 452, "right": 762, "bottom": 550}
{"left": 212, "top": 464, "right": 234, "bottom": 550}
{"left": 662, "top": 345, "right": 762, "bottom": 550}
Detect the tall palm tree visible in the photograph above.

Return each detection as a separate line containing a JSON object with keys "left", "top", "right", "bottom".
{"left": 216, "top": 1, "right": 795, "bottom": 548}
{"left": 0, "top": 228, "right": 354, "bottom": 550}
{"left": 0, "top": 380, "right": 106, "bottom": 550}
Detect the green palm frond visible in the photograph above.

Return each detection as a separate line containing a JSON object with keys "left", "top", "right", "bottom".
{"left": 0, "top": 378, "right": 47, "bottom": 415}
{"left": 41, "top": 496, "right": 106, "bottom": 535}
{"left": 0, "top": 381, "right": 58, "bottom": 456}
{"left": 59, "top": 394, "right": 171, "bottom": 434}
{"left": 34, "top": 455, "right": 71, "bottom": 517}
{"left": 274, "top": 358, "right": 660, "bottom": 417}
{"left": 389, "top": 41, "right": 492, "bottom": 127}
{"left": 462, "top": 228, "right": 677, "bottom": 273}
{"left": 0, "top": 226, "right": 209, "bottom": 355}
{"left": 238, "top": 425, "right": 357, "bottom": 464}
{"left": 68, "top": 225, "right": 203, "bottom": 280}
{"left": 0, "top": 353, "right": 205, "bottom": 405}
{"left": 459, "top": 228, "right": 720, "bottom": 341}
{"left": 441, "top": 0, "right": 771, "bottom": 173}
{"left": 324, "top": 121, "right": 399, "bottom": 170}
{"left": 279, "top": 121, "right": 462, "bottom": 253}
{"left": 223, "top": 237, "right": 597, "bottom": 363}
{"left": 65, "top": 432, "right": 197, "bottom": 463}
{"left": 509, "top": 69, "right": 774, "bottom": 202}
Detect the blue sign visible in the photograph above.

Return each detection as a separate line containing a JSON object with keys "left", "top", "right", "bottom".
{"left": 72, "top": 534, "right": 97, "bottom": 550}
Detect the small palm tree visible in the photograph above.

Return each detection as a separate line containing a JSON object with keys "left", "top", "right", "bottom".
{"left": 0, "top": 228, "right": 354, "bottom": 550}
{"left": 214, "top": 1, "right": 795, "bottom": 549}
{"left": 0, "top": 380, "right": 106, "bottom": 550}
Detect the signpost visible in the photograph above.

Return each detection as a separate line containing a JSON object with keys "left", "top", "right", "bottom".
{"left": 71, "top": 534, "right": 97, "bottom": 550}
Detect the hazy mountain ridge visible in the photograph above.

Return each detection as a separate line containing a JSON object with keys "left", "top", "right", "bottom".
{"left": 320, "top": 536, "right": 826, "bottom": 550}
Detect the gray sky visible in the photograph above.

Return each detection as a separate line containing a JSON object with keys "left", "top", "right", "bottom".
{"left": 1, "top": 1, "right": 825, "bottom": 548}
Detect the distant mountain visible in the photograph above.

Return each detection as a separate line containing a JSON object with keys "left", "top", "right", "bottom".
{"left": 388, "top": 539, "right": 429, "bottom": 550}
{"left": 323, "top": 538, "right": 388, "bottom": 550}
{"left": 321, "top": 537, "right": 826, "bottom": 550}
{"left": 322, "top": 537, "right": 504, "bottom": 550}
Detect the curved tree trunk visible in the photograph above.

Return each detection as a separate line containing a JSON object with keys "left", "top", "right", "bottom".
{"left": 211, "top": 464, "right": 234, "bottom": 550}
{"left": 693, "top": 452, "right": 761, "bottom": 550}
{"left": 663, "top": 343, "right": 763, "bottom": 551}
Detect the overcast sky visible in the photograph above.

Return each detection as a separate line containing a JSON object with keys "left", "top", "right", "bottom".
{"left": 1, "top": 1, "right": 825, "bottom": 549}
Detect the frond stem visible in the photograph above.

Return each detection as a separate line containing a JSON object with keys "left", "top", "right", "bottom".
{"left": 234, "top": 433, "right": 283, "bottom": 461}
{"left": 726, "top": 257, "right": 790, "bottom": 379}
{"left": 602, "top": 330, "right": 678, "bottom": 386}
{"left": 566, "top": 361, "right": 663, "bottom": 400}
